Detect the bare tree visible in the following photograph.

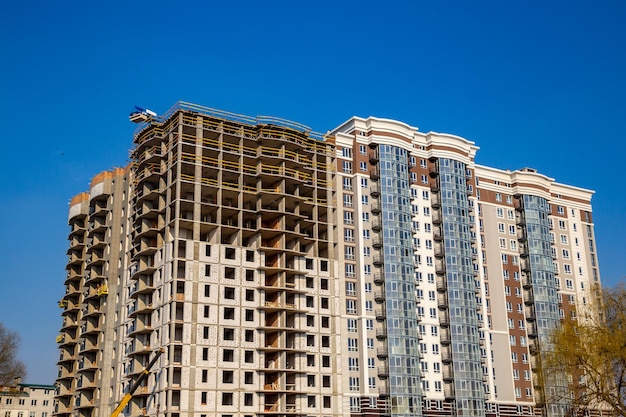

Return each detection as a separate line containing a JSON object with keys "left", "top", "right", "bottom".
{"left": 544, "top": 284, "right": 626, "bottom": 416}
{"left": 0, "top": 323, "right": 26, "bottom": 385}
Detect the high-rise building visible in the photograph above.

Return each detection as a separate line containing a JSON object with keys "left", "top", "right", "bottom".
{"left": 56, "top": 102, "right": 604, "bottom": 417}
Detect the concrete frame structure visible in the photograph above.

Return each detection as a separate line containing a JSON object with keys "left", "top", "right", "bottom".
{"left": 56, "top": 103, "right": 605, "bottom": 417}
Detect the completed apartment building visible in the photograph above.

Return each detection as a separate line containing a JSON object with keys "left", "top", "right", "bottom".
{"left": 56, "top": 102, "right": 604, "bottom": 417}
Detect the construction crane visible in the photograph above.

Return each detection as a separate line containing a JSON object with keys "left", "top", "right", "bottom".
{"left": 110, "top": 348, "right": 165, "bottom": 417}
{"left": 129, "top": 106, "right": 157, "bottom": 123}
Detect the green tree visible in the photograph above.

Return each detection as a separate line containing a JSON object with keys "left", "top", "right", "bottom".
{"left": 544, "top": 284, "right": 626, "bottom": 416}
{"left": 0, "top": 323, "right": 26, "bottom": 385}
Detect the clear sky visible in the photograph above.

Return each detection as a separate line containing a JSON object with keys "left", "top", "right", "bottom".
{"left": 0, "top": 0, "right": 624, "bottom": 384}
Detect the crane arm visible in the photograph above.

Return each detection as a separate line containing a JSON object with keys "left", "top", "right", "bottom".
{"left": 110, "top": 348, "right": 165, "bottom": 417}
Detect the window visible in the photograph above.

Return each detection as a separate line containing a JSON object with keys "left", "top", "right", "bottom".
{"left": 348, "top": 357, "right": 359, "bottom": 371}
{"left": 346, "top": 282, "right": 356, "bottom": 296}
{"left": 223, "top": 370, "right": 234, "bottom": 383}
{"left": 342, "top": 161, "right": 352, "bottom": 173}
{"left": 322, "top": 335, "right": 330, "bottom": 347}
{"left": 345, "top": 246, "right": 355, "bottom": 260}
{"left": 343, "top": 211, "right": 354, "bottom": 225}
{"left": 366, "top": 319, "right": 374, "bottom": 330}
{"left": 359, "top": 144, "right": 367, "bottom": 154}
{"left": 223, "top": 349, "right": 234, "bottom": 362}
{"left": 223, "top": 328, "right": 234, "bottom": 341}
{"left": 222, "top": 393, "right": 233, "bottom": 405}
{"left": 245, "top": 269, "right": 254, "bottom": 281}
{"left": 224, "top": 287, "right": 235, "bottom": 299}
{"left": 245, "top": 309, "right": 254, "bottom": 321}
{"left": 241, "top": 371, "right": 252, "bottom": 385}
{"left": 224, "top": 307, "right": 235, "bottom": 320}
{"left": 244, "top": 393, "right": 253, "bottom": 406}
{"left": 244, "top": 329, "right": 253, "bottom": 342}
{"left": 345, "top": 264, "right": 355, "bottom": 278}
{"left": 498, "top": 223, "right": 505, "bottom": 233}
{"left": 348, "top": 338, "right": 358, "bottom": 351}
{"left": 308, "top": 396, "right": 316, "bottom": 408}
{"left": 349, "top": 377, "right": 360, "bottom": 391}
{"left": 342, "top": 147, "right": 352, "bottom": 158}
{"left": 343, "top": 194, "right": 353, "bottom": 207}
{"left": 343, "top": 177, "right": 352, "bottom": 190}
{"left": 496, "top": 208, "right": 503, "bottom": 218}
{"left": 359, "top": 161, "right": 367, "bottom": 172}
{"left": 344, "top": 229, "right": 354, "bottom": 242}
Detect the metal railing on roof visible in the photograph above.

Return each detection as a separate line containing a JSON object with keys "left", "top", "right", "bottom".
{"left": 134, "top": 101, "right": 326, "bottom": 141}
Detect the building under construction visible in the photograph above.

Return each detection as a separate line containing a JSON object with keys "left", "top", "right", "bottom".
{"left": 56, "top": 102, "right": 606, "bottom": 417}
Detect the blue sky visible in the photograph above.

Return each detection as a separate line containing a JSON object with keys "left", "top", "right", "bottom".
{"left": 0, "top": 0, "right": 624, "bottom": 384}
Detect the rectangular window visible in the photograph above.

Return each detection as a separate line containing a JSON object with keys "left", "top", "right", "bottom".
{"left": 222, "top": 393, "right": 233, "bottom": 405}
